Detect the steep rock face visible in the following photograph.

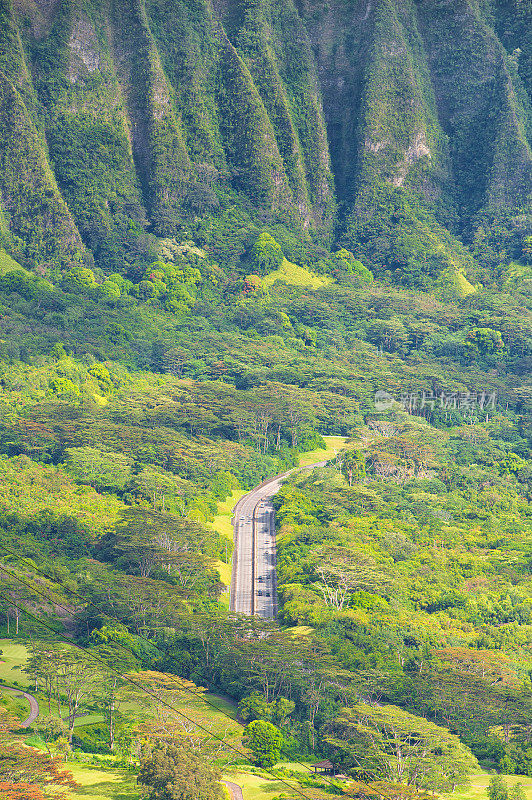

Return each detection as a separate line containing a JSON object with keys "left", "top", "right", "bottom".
{"left": 298, "top": 0, "right": 532, "bottom": 282}
{"left": 0, "top": 0, "right": 83, "bottom": 262}
{"left": 2, "top": 0, "right": 334, "bottom": 268}
{"left": 218, "top": 0, "right": 335, "bottom": 227}
{"left": 300, "top": 0, "right": 451, "bottom": 204}
{"left": 145, "top": 0, "right": 335, "bottom": 226}
{"left": 416, "top": 0, "right": 532, "bottom": 227}
{"left": 0, "top": 0, "right": 529, "bottom": 280}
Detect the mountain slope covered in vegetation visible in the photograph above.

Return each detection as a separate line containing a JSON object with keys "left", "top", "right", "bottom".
{"left": 0, "top": 0, "right": 528, "bottom": 288}
{"left": 1, "top": 1, "right": 532, "bottom": 799}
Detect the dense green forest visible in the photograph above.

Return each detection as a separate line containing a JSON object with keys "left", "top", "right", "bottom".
{"left": 0, "top": 0, "right": 532, "bottom": 799}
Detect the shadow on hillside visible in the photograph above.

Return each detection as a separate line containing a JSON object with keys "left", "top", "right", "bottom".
{"left": 72, "top": 779, "right": 139, "bottom": 799}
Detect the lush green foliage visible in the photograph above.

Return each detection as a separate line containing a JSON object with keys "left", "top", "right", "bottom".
{"left": 0, "top": 0, "right": 527, "bottom": 284}
{"left": 244, "top": 719, "right": 283, "bottom": 768}
{"left": 1, "top": 2, "right": 532, "bottom": 796}
{"left": 138, "top": 740, "right": 222, "bottom": 800}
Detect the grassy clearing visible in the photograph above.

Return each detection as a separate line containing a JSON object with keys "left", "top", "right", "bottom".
{"left": 284, "top": 625, "right": 314, "bottom": 636}
{"left": 505, "top": 261, "right": 532, "bottom": 283}
{"left": 119, "top": 687, "right": 241, "bottom": 745}
{"left": 65, "top": 763, "right": 140, "bottom": 800}
{"left": 0, "top": 687, "right": 32, "bottom": 720}
{"left": 263, "top": 258, "right": 330, "bottom": 290}
{"left": 212, "top": 490, "right": 247, "bottom": 538}
{"left": 203, "top": 692, "right": 238, "bottom": 719}
{"left": 298, "top": 435, "right": 350, "bottom": 467}
{"left": 210, "top": 488, "right": 246, "bottom": 586}
{"left": 27, "top": 692, "right": 104, "bottom": 726}
{"left": 224, "top": 769, "right": 287, "bottom": 800}
{"left": 216, "top": 560, "right": 232, "bottom": 586}
{"left": 74, "top": 713, "right": 105, "bottom": 726}
{"left": 0, "top": 248, "right": 26, "bottom": 275}
{"left": 224, "top": 762, "right": 340, "bottom": 800}
{"left": 443, "top": 771, "right": 532, "bottom": 800}
{"left": 175, "top": 690, "right": 243, "bottom": 749}
{"left": 0, "top": 640, "right": 31, "bottom": 686}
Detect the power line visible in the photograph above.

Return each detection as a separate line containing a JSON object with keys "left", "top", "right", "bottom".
{"left": 0, "top": 591, "right": 327, "bottom": 800}
{"left": 0, "top": 550, "right": 395, "bottom": 800}
{"left": 0, "top": 552, "right": 247, "bottom": 710}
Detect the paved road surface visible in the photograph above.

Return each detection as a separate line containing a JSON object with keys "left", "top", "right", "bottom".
{"left": 230, "top": 461, "right": 326, "bottom": 618}
{"left": 2, "top": 685, "right": 39, "bottom": 727}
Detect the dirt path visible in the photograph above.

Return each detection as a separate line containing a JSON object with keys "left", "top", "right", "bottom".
{"left": 223, "top": 780, "right": 244, "bottom": 800}
{"left": 2, "top": 685, "right": 39, "bottom": 727}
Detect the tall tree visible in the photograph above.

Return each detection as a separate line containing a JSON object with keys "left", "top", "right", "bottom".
{"left": 138, "top": 740, "right": 223, "bottom": 800}
{"left": 244, "top": 720, "right": 283, "bottom": 768}
{"left": 324, "top": 702, "right": 476, "bottom": 796}
{"left": 0, "top": 709, "right": 77, "bottom": 800}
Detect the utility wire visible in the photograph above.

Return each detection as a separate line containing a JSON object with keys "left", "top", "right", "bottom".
{"left": 0, "top": 551, "right": 254, "bottom": 711}
{"left": 0, "top": 550, "right": 395, "bottom": 800}
{"left": 0, "top": 591, "right": 330, "bottom": 800}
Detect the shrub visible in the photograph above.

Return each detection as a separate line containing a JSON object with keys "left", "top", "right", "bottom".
{"left": 250, "top": 233, "right": 284, "bottom": 274}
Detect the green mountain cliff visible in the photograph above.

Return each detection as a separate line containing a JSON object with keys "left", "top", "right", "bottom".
{"left": 0, "top": 0, "right": 528, "bottom": 287}
{"left": 3, "top": 3, "right": 532, "bottom": 797}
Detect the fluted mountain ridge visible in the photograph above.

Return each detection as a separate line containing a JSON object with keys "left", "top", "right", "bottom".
{"left": 0, "top": 0, "right": 530, "bottom": 285}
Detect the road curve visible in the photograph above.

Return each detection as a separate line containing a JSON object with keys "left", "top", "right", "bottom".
{"left": 2, "top": 685, "right": 39, "bottom": 727}
{"left": 222, "top": 780, "right": 244, "bottom": 800}
{"left": 229, "top": 461, "right": 327, "bottom": 618}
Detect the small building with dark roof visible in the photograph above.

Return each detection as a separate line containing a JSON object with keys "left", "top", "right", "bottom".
{"left": 311, "top": 759, "right": 336, "bottom": 775}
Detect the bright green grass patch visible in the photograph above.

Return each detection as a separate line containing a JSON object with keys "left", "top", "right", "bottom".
{"left": 25, "top": 734, "right": 47, "bottom": 748}
{"left": 450, "top": 269, "right": 476, "bottom": 298}
{"left": 0, "top": 687, "right": 32, "bottom": 720}
{"left": 0, "top": 248, "right": 26, "bottom": 275}
{"left": 73, "top": 713, "right": 105, "bottom": 727}
{"left": 223, "top": 769, "right": 294, "bottom": 800}
{"left": 210, "top": 488, "right": 246, "bottom": 585}
{"left": 109, "top": 690, "right": 239, "bottom": 744}
{"left": 25, "top": 692, "right": 104, "bottom": 726}
{"left": 216, "top": 559, "right": 232, "bottom": 586}
{"left": 0, "top": 640, "right": 30, "bottom": 686}
{"left": 298, "top": 435, "right": 349, "bottom": 467}
{"left": 442, "top": 771, "right": 532, "bottom": 800}
{"left": 175, "top": 694, "right": 243, "bottom": 746}
{"left": 285, "top": 625, "right": 314, "bottom": 636}
{"left": 65, "top": 763, "right": 140, "bottom": 800}
{"left": 219, "top": 588, "right": 230, "bottom": 607}
{"left": 224, "top": 762, "right": 339, "bottom": 800}
{"left": 203, "top": 692, "right": 238, "bottom": 719}
{"left": 263, "top": 258, "right": 330, "bottom": 290}
{"left": 218, "top": 491, "right": 248, "bottom": 517}
{"left": 505, "top": 261, "right": 532, "bottom": 285}
{"left": 211, "top": 513, "right": 237, "bottom": 542}
{"left": 210, "top": 488, "right": 247, "bottom": 543}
